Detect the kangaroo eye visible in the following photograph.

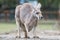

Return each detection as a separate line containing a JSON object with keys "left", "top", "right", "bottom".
{"left": 36, "top": 12, "right": 39, "bottom": 14}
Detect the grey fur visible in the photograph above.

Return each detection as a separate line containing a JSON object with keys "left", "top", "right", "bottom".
{"left": 15, "top": 3, "right": 42, "bottom": 38}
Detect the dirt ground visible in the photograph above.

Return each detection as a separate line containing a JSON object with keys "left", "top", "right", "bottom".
{"left": 0, "top": 28, "right": 60, "bottom": 40}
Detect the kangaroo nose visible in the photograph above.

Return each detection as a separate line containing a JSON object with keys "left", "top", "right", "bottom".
{"left": 39, "top": 16, "right": 43, "bottom": 19}
{"left": 41, "top": 16, "right": 43, "bottom": 19}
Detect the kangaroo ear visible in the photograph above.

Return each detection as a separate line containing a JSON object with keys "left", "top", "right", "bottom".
{"left": 36, "top": 3, "right": 41, "bottom": 9}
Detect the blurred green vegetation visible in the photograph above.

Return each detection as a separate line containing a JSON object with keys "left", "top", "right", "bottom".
{"left": 0, "top": 0, "right": 17, "bottom": 8}
{"left": 38, "top": 0, "right": 59, "bottom": 10}
{"left": 0, "top": 0, "right": 59, "bottom": 9}
{"left": 0, "top": 20, "right": 56, "bottom": 33}
{"left": 0, "top": 22, "right": 16, "bottom": 33}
